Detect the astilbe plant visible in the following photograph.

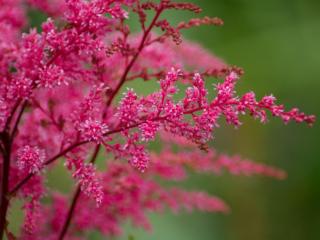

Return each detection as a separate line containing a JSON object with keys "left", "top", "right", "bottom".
{"left": 0, "top": 0, "right": 315, "bottom": 239}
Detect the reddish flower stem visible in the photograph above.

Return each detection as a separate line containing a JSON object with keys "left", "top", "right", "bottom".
{"left": 105, "top": 6, "right": 163, "bottom": 107}
{"left": 58, "top": 144, "right": 101, "bottom": 240}
{"left": 0, "top": 100, "right": 28, "bottom": 238}
{"left": 10, "top": 101, "right": 28, "bottom": 139}
{"left": 58, "top": 188, "right": 81, "bottom": 240}
{"left": 0, "top": 132, "right": 12, "bottom": 239}
{"left": 3, "top": 99, "right": 22, "bottom": 132}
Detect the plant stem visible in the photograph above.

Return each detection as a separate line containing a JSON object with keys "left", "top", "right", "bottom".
{"left": 0, "top": 132, "right": 12, "bottom": 239}
{"left": 10, "top": 101, "right": 28, "bottom": 140}
{"left": 57, "top": 187, "right": 81, "bottom": 240}
{"left": 58, "top": 144, "right": 101, "bottom": 240}
{"left": 3, "top": 99, "right": 22, "bottom": 132}
{"left": 105, "top": 6, "right": 163, "bottom": 107}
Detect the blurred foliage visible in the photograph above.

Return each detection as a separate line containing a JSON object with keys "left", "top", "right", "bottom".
{"left": 17, "top": 0, "right": 320, "bottom": 239}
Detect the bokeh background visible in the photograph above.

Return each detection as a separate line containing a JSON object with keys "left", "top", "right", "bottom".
{"left": 119, "top": 0, "right": 320, "bottom": 239}
{"left": 16, "top": 0, "right": 320, "bottom": 239}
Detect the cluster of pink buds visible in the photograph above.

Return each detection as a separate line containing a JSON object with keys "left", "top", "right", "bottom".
{"left": 0, "top": 0, "right": 315, "bottom": 239}
{"left": 17, "top": 145, "right": 45, "bottom": 174}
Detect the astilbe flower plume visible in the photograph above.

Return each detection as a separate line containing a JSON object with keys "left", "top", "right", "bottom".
{"left": 0, "top": 0, "right": 315, "bottom": 239}
{"left": 17, "top": 145, "right": 45, "bottom": 174}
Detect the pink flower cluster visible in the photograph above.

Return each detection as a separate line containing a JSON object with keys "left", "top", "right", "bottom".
{"left": 0, "top": 0, "right": 315, "bottom": 239}
{"left": 17, "top": 145, "right": 45, "bottom": 174}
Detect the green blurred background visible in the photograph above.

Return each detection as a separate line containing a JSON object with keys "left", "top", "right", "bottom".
{"left": 120, "top": 0, "right": 320, "bottom": 239}
{"left": 24, "top": 0, "right": 320, "bottom": 239}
